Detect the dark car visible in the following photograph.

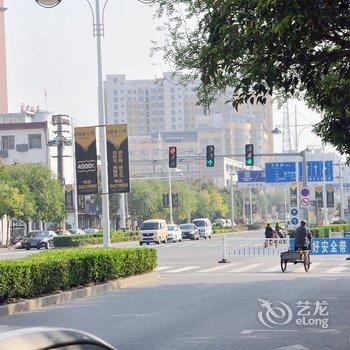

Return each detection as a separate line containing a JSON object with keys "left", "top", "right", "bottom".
{"left": 26, "top": 231, "right": 57, "bottom": 250}
{"left": 179, "top": 224, "right": 199, "bottom": 240}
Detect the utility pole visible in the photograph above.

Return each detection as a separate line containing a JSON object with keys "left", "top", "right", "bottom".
{"left": 230, "top": 172, "right": 235, "bottom": 229}
{"left": 249, "top": 188, "right": 253, "bottom": 224}
{"left": 169, "top": 168, "right": 173, "bottom": 224}
{"left": 340, "top": 160, "right": 345, "bottom": 221}
{"left": 322, "top": 143, "right": 328, "bottom": 224}
{"left": 187, "top": 153, "right": 191, "bottom": 223}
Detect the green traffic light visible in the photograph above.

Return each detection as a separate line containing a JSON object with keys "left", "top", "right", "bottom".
{"left": 206, "top": 159, "right": 214, "bottom": 167}
{"left": 246, "top": 158, "right": 253, "bottom": 165}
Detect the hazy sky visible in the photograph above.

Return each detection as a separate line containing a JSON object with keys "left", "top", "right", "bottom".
{"left": 5, "top": 0, "right": 323, "bottom": 151}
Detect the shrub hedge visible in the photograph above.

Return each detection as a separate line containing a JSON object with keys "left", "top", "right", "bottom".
{"left": 0, "top": 247, "right": 157, "bottom": 304}
{"left": 53, "top": 230, "right": 138, "bottom": 248}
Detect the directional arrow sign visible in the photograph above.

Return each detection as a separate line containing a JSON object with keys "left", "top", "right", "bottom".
{"left": 207, "top": 159, "right": 213, "bottom": 166}
{"left": 246, "top": 158, "right": 253, "bottom": 165}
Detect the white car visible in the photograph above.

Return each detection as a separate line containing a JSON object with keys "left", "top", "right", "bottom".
{"left": 166, "top": 224, "right": 182, "bottom": 243}
{"left": 84, "top": 228, "right": 99, "bottom": 234}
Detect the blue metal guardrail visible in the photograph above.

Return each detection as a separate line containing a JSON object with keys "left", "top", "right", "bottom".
{"left": 289, "top": 238, "right": 350, "bottom": 255}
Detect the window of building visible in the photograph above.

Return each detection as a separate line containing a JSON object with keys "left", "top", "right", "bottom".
{"left": 171, "top": 87, "right": 175, "bottom": 93}
{"left": 114, "top": 104, "right": 118, "bottom": 110}
{"left": 171, "top": 102, "right": 175, "bottom": 108}
{"left": 28, "top": 134, "right": 42, "bottom": 149}
{"left": 65, "top": 190, "right": 73, "bottom": 207}
{"left": 171, "top": 95, "right": 175, "bottom": 101}
{"left": 113, "top": 90, "right": 118, "bottom": 95}
{"left": 113, "top": 78, "right": 118, "bottom": 83}
{"left": 114, "top": 119, "right": 118, "bottom": 123}
{"left": 114, "top": 97, "right": 118, "bottom": 103}
{"left": 172, "top": 117, "right": 176, "bottom": 123}
{"left": 172, "top": 124, "right": 176, "bottom": 130}
{"left": 114, "top": 112, "right": 118, "bottom": 117}
{"left": 1, "top": 135, "right": 15, "bottom": 150}
{"left": 171, "top": 110, "right": 175, "bottom": 116}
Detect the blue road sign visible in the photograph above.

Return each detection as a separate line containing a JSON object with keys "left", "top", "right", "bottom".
{"left": 291, "top": 208, "right": 298, "bottom": 216}
{"left": 265, "top": 162, "right": 296, "bottom": 183}
{"left": 289, "top": 238, "right": 350, "bottom": 255}
{"left": 266, "top": 161, "right": 334, "bottom": 183}
{"left": 291, "top": 217, "right": 299, "bottom": 225}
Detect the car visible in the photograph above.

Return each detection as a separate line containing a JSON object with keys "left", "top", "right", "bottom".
{"left": 84, "top": 228, "right": 99, "bottom": 234}
{"left": 213, "top": 218, "right": 227, "bottom": 227}
{"left": 166, "top": 224, "right": 182, "bottom": 243}
{"left": 179, "top": 223, "right": 200, "bottom": 240}
{"left": 192, "top": 218, "right": 213, "bottom": 239}
{"left": 26, "top": 231, "right": 57, "bottom": 250}
{"left": 139, "top": 219, "right": 168, "bottom": 245}
{"left": 68, "top": 228, "right": 86, "bottom": 235}
{"left": 19, "top": 231, "right": 40, "bottom": 249}
{"left": 0, "top": 327, "right": 116, "bottom": 350}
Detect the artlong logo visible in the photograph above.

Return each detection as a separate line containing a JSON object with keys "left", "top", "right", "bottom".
{"left": 257, "top": 298, "right": 293, "bottom": 328}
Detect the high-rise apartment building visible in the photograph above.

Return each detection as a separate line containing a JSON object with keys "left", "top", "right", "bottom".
{"left": 104, "top": 73, "right": 273, "bottom": 168}
{"left": 0, "top": 0, "right": 8, "bottom": 114}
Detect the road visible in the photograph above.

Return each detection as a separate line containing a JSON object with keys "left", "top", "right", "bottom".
{"left": 1, "top": 230, "right": 349, "bottom": 350}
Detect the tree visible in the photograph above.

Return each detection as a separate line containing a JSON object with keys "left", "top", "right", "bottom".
{"left": 153, "top": 1, "right": 350, "bottom": 157}
{"left": 5, "top": 164, "right": 66, "bottom": 226}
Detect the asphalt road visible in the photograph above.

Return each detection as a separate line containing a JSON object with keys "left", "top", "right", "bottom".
{"left": 1, "top": 230, "right": 349, "bottom": 350}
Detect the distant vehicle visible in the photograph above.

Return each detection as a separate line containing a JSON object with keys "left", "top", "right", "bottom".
{"left": 59, "top": 230, "right": 71, "bottom": 236}
{"left": 19, "top": 231, "right": 40, "bottom": 248}
{"left": 139, "top": 219, "right": 168, "bottom": 245}
{"left": 225, "top": 219, "right": 234, "bottom": 227}
{"left": 167, "top": 224, "right": 182, "bottom": 243}
{"left": 68, "top": 229, "right": 86, "bottom": 235}
{"left": 179, "top": 223, "right": 199, "bottom": 240}
{"left": 192, "top": 218, "right": 212, "bottom": 239}
{"left": 26, "top": 231, "right": 57, "bottom": 250}
{"left": 84, "top": 228, "right": 99, "bottom": 234}
{"left": 213, "top": 219, "right": 227, "bottom": 227}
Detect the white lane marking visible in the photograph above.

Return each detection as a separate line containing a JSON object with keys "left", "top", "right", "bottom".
{"left": 197, "top": 264, "right": 238, "bottom": 273}
{"left": 208, "top": 243, "right": 222, "bottom": 247}
{"left": 155, "top": 266, "right": 173, "bottom": 271}
{"left": 179, "top": 243, "right": 195, "bottom": 247}
{"left": 325, "top": 265, "right": 348, "bottom": 274}
{"left": 294, "top": 262, "right": 321, "bottom": 272}
{"left": 229, "top": 263, "right": 264, "bottom": 273}
{"left": 166, "top": 266, "right": 201, "bottom": 273}
{"left": 262, "top": 265, "right": 281, "bottom": 272}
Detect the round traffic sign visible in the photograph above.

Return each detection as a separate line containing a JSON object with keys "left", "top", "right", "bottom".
{"left": 290, "top": 208, "right": 298, "bottom": 216}
{"left": 291, "top": 217, "right": 299, "bottom": 225}
{"left": 301, "top": 187, "right": 310, "bottom": 197}
{"left": 301, "top": 197, "right": 310, "bottom": 207}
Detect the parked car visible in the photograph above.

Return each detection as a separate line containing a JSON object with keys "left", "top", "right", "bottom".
{"left": 84, "top": 228, "right": 99, "bottom": 234}
{"left": 26, "top": 231, "right": 57, "bottom": 250}
{"left": 179, "top": 223, "right": 199, "bottom": 240}
{"left": 20, "top": 231, "right": 40, "bottom": 249}
{"left": 68, "top": 228, "right": 86, "bottom": 235}
{"left": 139, "top": 219, "right": 168, "bottom": 245}
{"left": 167, "top": 224, "right": 182, "bottom": 243}
{"left": 192, "top": 218, "right": 213, "bottom": 239}
{"left": 213, "top": 219, "right": 227, "bottom": 227}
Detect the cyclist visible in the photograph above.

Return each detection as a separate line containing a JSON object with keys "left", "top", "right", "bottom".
{"left": 264, "top": 223, "right": 273, "bottom": 247}
{"left": 294, "top": 220, "right": 312, "bottom": 251}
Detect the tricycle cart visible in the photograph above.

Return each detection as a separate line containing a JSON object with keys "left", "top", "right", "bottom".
{"left": 280, "top": 250, "right": 311, "bottom": 272}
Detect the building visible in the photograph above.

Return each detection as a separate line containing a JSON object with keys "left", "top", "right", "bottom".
{"left": 104, "top": 73, "right": 273, "bottom": 173}
{"left": 0, "top": 0, "right": 8, "bottom": 114}
{"left": 0, "top": 110, "right": 77, "bottom": 239}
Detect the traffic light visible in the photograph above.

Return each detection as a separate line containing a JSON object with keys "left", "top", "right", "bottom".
{"left": 169, "top": 146, "right": 177, "bottom": 168}
{"left": 245, "top": 144, "right": 254, "bottom": 166}
{"left": 206, "top": 145, "right": 215, "bottom": 167}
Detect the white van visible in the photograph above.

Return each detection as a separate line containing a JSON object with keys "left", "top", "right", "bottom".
{"left": 192, "top": 218, "right": 212, "bottom": 239}
{"left": 139, "top": 219, "right": 168, "bottom": 245}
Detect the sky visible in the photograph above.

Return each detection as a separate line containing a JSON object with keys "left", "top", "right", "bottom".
{"left": 4, "top": 0, "right": 324, "bottom": 152}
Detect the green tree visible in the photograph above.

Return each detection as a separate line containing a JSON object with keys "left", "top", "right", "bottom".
{"left": 154, "top": 1, "right": 350, "bottom": 158}
{"left": 6, "top": 164, "right": 66, "bottom": 226}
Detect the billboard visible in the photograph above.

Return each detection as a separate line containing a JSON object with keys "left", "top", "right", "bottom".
{"left": 106, "top": 124, "right": 130, "bottom": 193}
{"left": 74, "top": 126, "right": 98, "bottom": 195}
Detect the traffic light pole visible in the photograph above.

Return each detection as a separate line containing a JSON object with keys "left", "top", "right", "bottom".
{"left": 168, "top": 167, "right": 173, "bottom": 224}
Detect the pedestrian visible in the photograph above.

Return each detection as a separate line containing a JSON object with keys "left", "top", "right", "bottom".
{"left": 264, "top": 223, "right": 273, "bottom": 247}
{"left": 275, "top": 223, "right": 284, "bottom": 238}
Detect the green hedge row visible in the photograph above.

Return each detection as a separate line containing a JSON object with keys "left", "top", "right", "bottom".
{"left": 212, "top": 225, "right": 247, "bottom": 234}
{"left": 0, "top": 247, "right": 157, "bottom": 304}
{"left": 53, "top": 230, "right": 138, "bottom": 247}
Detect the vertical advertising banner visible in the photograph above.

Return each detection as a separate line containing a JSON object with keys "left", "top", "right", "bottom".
{"left": 315, "top": 186, "right": 324, "bottom": 208}
{"left": 326, "top": 185, "right": 335, "bottom": 208}
{"left": 106, "top": 124, "right": 130, "bottom": 193}
{"left": 74, "top": 126, "right": 98, "bottom": 195}
{"left": 290, "top": 184, "right": 297, "bottom": 207}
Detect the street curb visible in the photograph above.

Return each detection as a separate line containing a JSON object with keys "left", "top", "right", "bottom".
{"left": 0, "top": 271, "right": 159, "bottom": 318}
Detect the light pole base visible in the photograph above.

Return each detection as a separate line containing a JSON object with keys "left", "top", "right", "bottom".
{"left": 218, "top": 258, "right": 230, "bottom": 264}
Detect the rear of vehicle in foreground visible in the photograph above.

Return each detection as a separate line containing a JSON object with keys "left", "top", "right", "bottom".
{"left": 139, "top": 219, "right": 168, "bottom": 245}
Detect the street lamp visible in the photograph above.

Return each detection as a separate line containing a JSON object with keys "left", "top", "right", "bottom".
{"left": 36, "top": 0, "right": 61, "bottom": 8}
{"left": 36, "top": 0, "right": 111, "bottom": 247}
